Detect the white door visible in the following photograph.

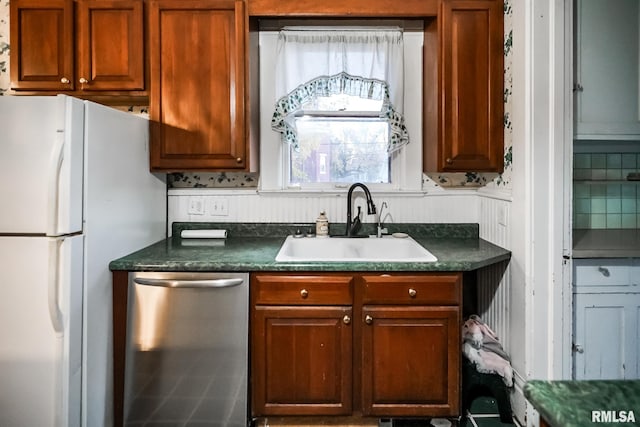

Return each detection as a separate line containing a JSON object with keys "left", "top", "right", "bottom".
{"left": 0, "top": 95, "right": 84, "bottom": 235}
{"left": 0, "top": 235, "right": 83, "bottom": 427}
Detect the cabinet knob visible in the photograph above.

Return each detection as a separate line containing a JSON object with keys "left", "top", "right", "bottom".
{"left": 597, "top": 267, "right": 610, "bottom": 277}
{"left": 300, "top": 289, "right": 309, "bottom": 299}
{"left": 343, "top": 315, "right": 351, "bottom": 325}
{"left": 408, "top": 288, "right": 417, "bottom": 298}
{"left": 445, "top": 158, "right": 453, "bottom": 165}
{"left": 236, "top": 157, "right": 243, "bottom": 163}
{"left": 365, "top": 315, "right": 373, "bottom": 325}
{"left": 60, "top": 77, "right": 70, "bottom": 84}
{"left": 79, "top": 78, "right": 89, "bottom": 84}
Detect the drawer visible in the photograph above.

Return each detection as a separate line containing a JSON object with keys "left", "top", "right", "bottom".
{"left": 573, "top": 259, "right": 635, "bottom": 289}
{"left": 361, "top": 274, "right": 461, "bottom": 305}
{"left": 253, "top": 275, "right": 353, "bottom": 305}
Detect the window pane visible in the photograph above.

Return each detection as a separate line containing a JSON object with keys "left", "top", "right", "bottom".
{"left": 289, "top": 118, "right": 390, "bottom": 185}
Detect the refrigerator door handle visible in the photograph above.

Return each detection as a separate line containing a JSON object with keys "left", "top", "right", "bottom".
{"left": 133, "top": 277, "right": 244, "bottom": 289}
{"left": 47, "top": 132, "right": 65, "bottom": 237}
{"left": 48, "top": 238, "right": 64, "bottom": 335}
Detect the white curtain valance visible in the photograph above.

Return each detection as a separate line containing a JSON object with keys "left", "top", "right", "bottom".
{"left": 271, "top": 29, "right": 409, "bottom": 152}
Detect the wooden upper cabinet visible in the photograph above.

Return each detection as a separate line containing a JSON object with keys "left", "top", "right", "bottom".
{"left": 10, "top": 0, "right": 74, "bottom": 90}
{"left": 430, "top": 0, "right": 504, "bottom": 173}
{"left": 77, "top": 0, "right": 144, "bottom": 91}
{"left": 10, "top": 0, "right": 146, "bottom": 100}
{"left": 149, "top": 0, "right": 249, "bottom": 171}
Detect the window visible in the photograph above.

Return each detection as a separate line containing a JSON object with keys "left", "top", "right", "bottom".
{"left": 290, "top": 95, "right": 390, "bottom": 185}
{"left": 258, "top": 21, "right": 424, "bottom": 192}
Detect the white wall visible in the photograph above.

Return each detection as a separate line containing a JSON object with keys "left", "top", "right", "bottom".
{"left": 508, "top": 1, "right": 573, "bottom": 426}
{"left": 168, "top": 188, "right": 483, "bottom": 230}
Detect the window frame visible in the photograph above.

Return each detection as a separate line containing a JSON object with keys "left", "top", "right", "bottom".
{"left": 257, "top": 23, "right": 424, "bottom": 193}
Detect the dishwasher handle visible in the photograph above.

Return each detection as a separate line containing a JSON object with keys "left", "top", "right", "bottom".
{"left": 133, "top": 277, "right": 244, "bottom": 289}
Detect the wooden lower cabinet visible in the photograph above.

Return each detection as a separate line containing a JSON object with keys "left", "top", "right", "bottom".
{"left": 361, "top": 306, "right": 460, "bottom": 417}
{"left": 252, "top": 306, "right": 353, "bottom": 415}
{"left": 250, "top": 272, "right": 462, "bottom": 420}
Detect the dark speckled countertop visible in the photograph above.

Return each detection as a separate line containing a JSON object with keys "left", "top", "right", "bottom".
{"left": 109, "top": 222, "right": 511, "bottom": 272}
{"left": 524, "top": 380, "right": 640, "bottom": 427}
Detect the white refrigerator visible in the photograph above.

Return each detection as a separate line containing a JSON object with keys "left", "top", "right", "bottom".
{"left": 0, "top": 95, "right": 167, "bottom": 427}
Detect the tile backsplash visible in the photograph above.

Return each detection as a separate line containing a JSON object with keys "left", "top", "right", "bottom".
{"left": 573, "top": 153, "right": 640, "bottom": 229}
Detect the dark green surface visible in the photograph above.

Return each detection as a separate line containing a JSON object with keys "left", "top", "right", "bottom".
{"left": 524, "top": 380, "right": 640, "bottom": 427}
{"left": 109, "top": 222, "right": 511, "bottom": 272}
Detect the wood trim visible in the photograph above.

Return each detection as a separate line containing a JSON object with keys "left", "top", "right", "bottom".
{"left": 423, "top": 17, "right": 439, "bottom": 174}
{"left": 112, "top": 270, "right": 129, "bottom": 427}
{"left": 248, "top": 0, "right": 439, "bottom": 17}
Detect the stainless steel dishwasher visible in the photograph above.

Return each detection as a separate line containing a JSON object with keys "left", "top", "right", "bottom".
{"left": 123, "top": 272, "right": 249, "bottom": 427}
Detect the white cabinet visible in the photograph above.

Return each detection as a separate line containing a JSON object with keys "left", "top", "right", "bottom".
{"left": 574, "top": 0, "right": 640, "bottom": 139}
{"left": 573, "top": 259, "right": 640, "bottom": 379}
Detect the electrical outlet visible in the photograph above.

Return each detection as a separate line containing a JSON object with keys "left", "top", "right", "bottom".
{"left": 187, "top": 196, "right": 205, "bottom": 215}
{"left": 209, "top": 197, "right": 229, "bottom": 216}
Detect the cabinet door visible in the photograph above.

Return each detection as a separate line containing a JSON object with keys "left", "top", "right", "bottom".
{"left": 252, "top": 305, "right": 353, "bottom": 416}
{"left": 10, "top": 0, "right": 75, "bottom": 90}
{"left": 77, "top": 0, "right": 144, "bottom": 91}
{"left": 575, "top": 0, "right": 640, "bottom": 139}
{"left": 436, "top": 0, "right": 504, "bottom": 172}
{"left": 149, "top": 0, "right": 247, "bottom": 171}
{"left": 361, "top": 306, "right": 460, "bottom": 417}
{"left": 573, "top": 292, "right": 640, "bottom": 380}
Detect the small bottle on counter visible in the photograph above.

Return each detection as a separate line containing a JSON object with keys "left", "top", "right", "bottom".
{"left": 316, "top": 211, "right": 329, "bottom": 237}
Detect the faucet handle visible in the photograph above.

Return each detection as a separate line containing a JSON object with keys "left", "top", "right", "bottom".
{"left": 349, "top": 206, "right": 362, "bottom": 236}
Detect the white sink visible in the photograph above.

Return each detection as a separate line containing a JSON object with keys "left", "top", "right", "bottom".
{"left": 275, "top": 234, "right": 437, "bottom": 262}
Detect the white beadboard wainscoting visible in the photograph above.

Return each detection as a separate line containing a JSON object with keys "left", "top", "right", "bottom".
{"left": 168, "top": 188, "right": 484, "bottom": 229}
{"left": 477, "top": 192, "right": 512, "bottom": 349}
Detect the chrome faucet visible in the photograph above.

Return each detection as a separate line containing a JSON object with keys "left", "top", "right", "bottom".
{"left": 346, "top": 183, "right": 376, "bottom": 237}
{"left": 377, "top": 201, "right": 388, "bottom": 238}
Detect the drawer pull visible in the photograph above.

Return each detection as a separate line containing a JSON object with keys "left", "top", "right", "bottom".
{"left": 408, "top": 288, "right": 417, "bottom": 298}
{"left": 300, "top": 289, "right": 309, "bottom": 299}
{"left": 365, "top": 315, "right": 373, "bottom": 325}
{"left": 598, "top": 267, "right": 610, "bottom": 277}
{"left": 343, "top": 315, "right": 351, "bottom": 325}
